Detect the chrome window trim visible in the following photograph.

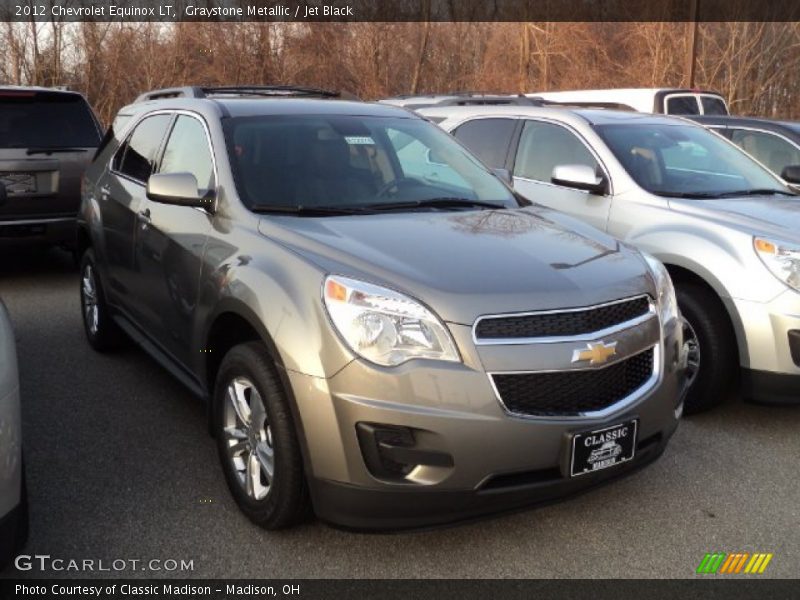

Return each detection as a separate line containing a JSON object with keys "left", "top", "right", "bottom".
{"left": 487, "top": 344, "right": 661, "bottom": 420}
{"left": 472, "top": 294, "right": 656, "bottom": 346}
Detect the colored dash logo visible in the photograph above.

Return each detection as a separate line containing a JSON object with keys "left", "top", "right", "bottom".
{"left": 696, "top": 552, "right": 773, "bottom": 574}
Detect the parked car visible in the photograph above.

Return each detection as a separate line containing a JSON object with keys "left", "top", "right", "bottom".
{"left": 77, "top": 85, "right": 686, "bottom": 530}
{"left": 0, "top": 86, "right": 102, "bottom": 248}
{"left": 421, "top": 104, "right": 800, "bottom": 412}
{"left": 689, "top": 115, "right": 800, "bottom": 187}
{"left": 378, "top": 92, "right": 543, "bottom": 112}
{"left": 0, "top": 298, "right": 27, "bottom": 570}
{"left": 528, "top": 88, "right": 729, "bottom": 116}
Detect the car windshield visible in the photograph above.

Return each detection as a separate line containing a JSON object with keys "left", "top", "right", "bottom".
{"left": 595, "top": 122, "right": 790, "bottom": 198}
{"left": 0, "top": 92, "right": 100, "bottom": 148}
{"left": 223, "top": 114, "right": 518, "bottom": 212}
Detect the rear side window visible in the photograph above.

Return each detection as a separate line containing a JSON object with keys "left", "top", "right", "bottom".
{"left": 159, "top": 115, "right": 215, "bottom": 190}
{"left": 513, "top": 120, "right": 598, "bottom": 182}
{"left": 0, "top": 91, "right": 100, "bottom": 148}
{"left": 115, "top": 114, "right": 172, "bottom": 183}
{"left": 701, "top": 96, "right": 728, "bottom": 115}
{"left": 665, "top": 95, "right": 700, "bottom": 115}
{"left": 453, "top": 118, "right": 516, "bottom": 169}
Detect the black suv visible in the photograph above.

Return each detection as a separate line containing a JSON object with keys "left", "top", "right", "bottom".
{"left": 0, "top": 87, "right": 102, "bottom": 247}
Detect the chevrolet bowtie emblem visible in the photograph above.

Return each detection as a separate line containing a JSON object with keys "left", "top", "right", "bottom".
{"left": 572, "top": 341, "right": 618, "bottom": 365}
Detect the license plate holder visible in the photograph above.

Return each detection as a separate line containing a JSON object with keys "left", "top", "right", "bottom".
{"left": 570, "top": 419, "right": 637, "bottom": 477}
{"left": 0, "top": 172, "right": 37, "bottom": 194}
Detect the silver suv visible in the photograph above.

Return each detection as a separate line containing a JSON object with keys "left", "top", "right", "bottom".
{"left": 423, "top": 105, "right": 800, "bottom": 412}
{"left": 77, "top": 86, "right": 685, "bottom": 529}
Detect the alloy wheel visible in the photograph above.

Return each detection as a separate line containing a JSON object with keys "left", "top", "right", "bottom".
{"left": 223, "top": 377, "right": 275, "bottom": 500}
{"left": 82, "top": 264, "right": 99, "bottom": 335}
{"left": 683, "top": 319, "right": 701, "bottom": 388}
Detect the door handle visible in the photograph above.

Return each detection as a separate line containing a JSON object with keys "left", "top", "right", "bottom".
{"left": 137, "top": 208, "right": 151, "bottom": 226}
{"left": 99, "top": 185, "right": 111, "bottom": 198}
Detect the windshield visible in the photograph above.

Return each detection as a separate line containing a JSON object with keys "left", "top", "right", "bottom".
{"left": 0, "top": 92, "right": 100, "bottom": 148}
{"left": 223, "top": 114, "right": 518, "bottom": 212}
{"left": 595, "top": 122, "right": 789, "bottom": 198}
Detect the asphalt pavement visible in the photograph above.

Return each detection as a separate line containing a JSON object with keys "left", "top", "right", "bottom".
{"left": 1, "top": 245, "right": 798, "bottom": 579}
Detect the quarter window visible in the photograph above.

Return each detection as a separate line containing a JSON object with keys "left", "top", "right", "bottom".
{"left": 452, "top": 118, "right": 516, "bottom": 169}
{"left": 115, "top": 114, "right": 172, "bottom": 183}
{"left": 159, "top": 115, "right": 216, "bottom": 189}
{"left": 513, "top": 120, "right": 598, "bottom": 183}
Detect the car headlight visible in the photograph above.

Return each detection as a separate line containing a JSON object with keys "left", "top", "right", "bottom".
{"left": 642, "top": 253, "right": 678, "bottom": 323}
{"left": 323, "top": 275, "right": 460, "bottom": 367}
{"left": 754, "top": 237, "right": 800, "bottom": 292}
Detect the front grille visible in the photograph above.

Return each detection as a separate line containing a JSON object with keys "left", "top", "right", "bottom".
{"left": 475, "top": 296, "right": 651, "bottom": 340}
{"left": 492, "top": 348, "right": 655, "bottom": 417}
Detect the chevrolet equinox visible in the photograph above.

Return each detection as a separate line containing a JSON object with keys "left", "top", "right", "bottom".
{"left": 77, "top": 86, "right": 687, "bottom": 529}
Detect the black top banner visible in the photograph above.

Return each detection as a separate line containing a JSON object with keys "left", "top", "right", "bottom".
{"left": 1, "top": 0, "right": 799, "bottom": 22}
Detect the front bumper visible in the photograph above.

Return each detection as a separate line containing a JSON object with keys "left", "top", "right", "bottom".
{"left": 289, "top": 319, "right": 684, "bottom": 529}
{"left": 732, "top": 289, "right": 800, "bottom": 403}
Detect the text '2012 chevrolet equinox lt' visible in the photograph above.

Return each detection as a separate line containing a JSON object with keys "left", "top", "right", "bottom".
{"left": 77, "top": 86, "right": 687, "bottom": 529}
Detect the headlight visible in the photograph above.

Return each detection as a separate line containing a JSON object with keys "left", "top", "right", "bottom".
{"left": 642, "top": 253, "right": 678, "bottom": 323}
{"left": 323, "top": 275, "right": 460, "bottom": 367}
{"left": 754, "top": 237, "right": 800, "bottom": 292}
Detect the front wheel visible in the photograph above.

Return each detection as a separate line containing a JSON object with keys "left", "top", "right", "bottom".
{"left": 676, "top": 283, "right": 738, "bottom": 414}
{"left": 213, "top": 342, "right": 310, "bottom": 529}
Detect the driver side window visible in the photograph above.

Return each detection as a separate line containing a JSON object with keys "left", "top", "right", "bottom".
{"left": 513, "top": 120, "right": 599, "bottom": 184}
{"left": 159, "top": 115, "right": 216, "bottom": 190}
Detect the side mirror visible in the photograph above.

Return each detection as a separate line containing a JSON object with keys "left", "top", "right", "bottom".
{"left": 146, "top": 173, "right": 214, "bottom": 210}
{"left": 781, "top": 165, "right": 800, "bottom": 185}
{"left": 551, "top": 164, "right": 608, "bottom": 195}
{"left": 492, "top": 168, "right": 512, "bottom": 184}
{"left": 0, "top": 182, "right": 6, "bottom": 207}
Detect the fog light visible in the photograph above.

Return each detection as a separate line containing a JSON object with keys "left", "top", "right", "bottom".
{"left": 356, "top": 422, "right": 453, "bottom": 481}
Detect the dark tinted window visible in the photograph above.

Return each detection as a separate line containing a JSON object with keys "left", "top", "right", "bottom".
{"left": 0, "top": 91, "right": 100, "bottom": 148}
{"left": 665, "top": 95, "right": 700, "bottom": 115}
{"left": 116, "top": 114, "right": 171, "bottom": 183}
{"left": 159, "top": 115, "right": 215, "bottom": 189}
{"left": 453, "top": 118, "right": 516, "bottom": 169}
{"left": 513, "top": 120, "right": 598, "bottom": 182}
{"left": 224, "top": 115, "right": 516, "bottom": 209}
{"left": 701, "top": 96, "right": 728, "bottom": 115}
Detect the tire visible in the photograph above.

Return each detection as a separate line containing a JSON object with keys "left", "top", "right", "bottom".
{"left": 676, "top": 283, "right": 738, "bottom": 414}
{"left": 213, "top": 342, "right": 310, "bottom": 529}
{"left": 79, "top": 249, "right": 123, "bottom": 352}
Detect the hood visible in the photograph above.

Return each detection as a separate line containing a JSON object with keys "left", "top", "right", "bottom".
{"left": 669, "top": 196, "right": 800, "bottom": 243}
{"left": 258, "top": 207, "right": 654, "bottom": 325}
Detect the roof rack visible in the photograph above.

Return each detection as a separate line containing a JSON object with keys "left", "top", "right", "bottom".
{"left": 134, "top": 85, "right": 353, "bottom": 103}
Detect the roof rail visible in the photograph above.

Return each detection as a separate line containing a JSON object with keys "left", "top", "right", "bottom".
{"left": 436, "top": 94, "right": 545, "bottom": 107}
{"left": 135, "top": 85, "right": 353, "bottom": 103}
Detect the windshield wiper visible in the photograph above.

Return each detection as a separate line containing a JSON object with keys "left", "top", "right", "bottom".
{"left": 250, "top": 204, "right": 368, "bottom": 216}
{"left": 653, "top": 188, "right": 796, "bottom": 199}
{"left": 26, "top": 147, "right": 89, "bottom": 155}
{"left": 650, "top": 190, "right": 725, "bottom": 199}
{"left": 362, "top": 198, "right": 507, "bottom": 212}
{"left": 712, "top": 188, "right": 797, "bottom": 198}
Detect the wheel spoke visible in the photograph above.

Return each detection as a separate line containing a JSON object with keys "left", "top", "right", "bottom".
{"left": 255, "top": 442, "right": 274, "bottom": 481}
{"left": 246, "top": 451, "right": 260, "bottom": 497}
{"left": 228, "top": 380, "right": 252, "bottom": 425}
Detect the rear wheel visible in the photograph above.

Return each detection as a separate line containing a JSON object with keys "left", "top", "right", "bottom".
{"left": 79, "top": 249, "right": 123, "bottom": 351}
{"left": 213, "top": 342, "right": 310, "bottom": 529}
{"left": 676, "top": 283, "right": 738, "bottom": 414}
